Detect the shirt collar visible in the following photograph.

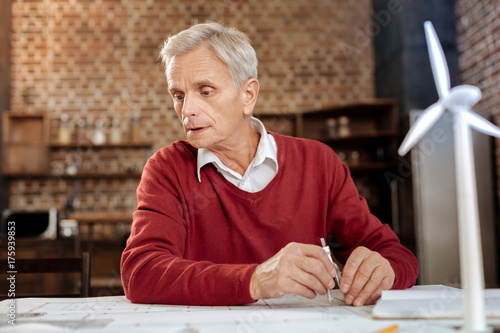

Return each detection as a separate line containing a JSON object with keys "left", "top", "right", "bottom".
{"left": 196, "top": 116, "right": 278, "bottom": 182}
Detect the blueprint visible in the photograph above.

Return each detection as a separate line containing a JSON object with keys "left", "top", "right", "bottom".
{"left": 0, "top": 289, "right": 476, "bottom": 332}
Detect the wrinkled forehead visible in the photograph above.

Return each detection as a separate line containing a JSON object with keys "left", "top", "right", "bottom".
{"left": 166, "top": 44, "right": 232, "bottom": 89}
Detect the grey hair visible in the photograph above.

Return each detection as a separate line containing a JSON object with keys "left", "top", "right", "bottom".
{"left": 159, "top": 22, "right": 258, "bottom": 89}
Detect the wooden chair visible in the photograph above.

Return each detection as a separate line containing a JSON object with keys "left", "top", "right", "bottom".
{"left": 0, "top": 252, "right": 91, "bottom": 298}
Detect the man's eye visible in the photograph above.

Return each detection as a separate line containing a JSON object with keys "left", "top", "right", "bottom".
{"left": 201, "top": 88, "right": 213, "bottom": 96}
{"left": 174, "top": 94, "right": 184, "bottom": 101}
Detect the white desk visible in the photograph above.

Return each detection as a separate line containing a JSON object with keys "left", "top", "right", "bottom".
{"left": 1, "top": 288, "right": 500, "bottom": 333}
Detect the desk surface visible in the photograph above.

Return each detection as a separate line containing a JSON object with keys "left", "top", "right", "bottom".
{"left": 2, "top": 288, "right": 500, "bottom": 333}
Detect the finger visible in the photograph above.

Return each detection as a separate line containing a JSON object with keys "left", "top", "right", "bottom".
{"left": 362, "top": 277, "right": 391, "bottom": 305}
{"left": 289, "top": 266, "right": 330, "bottom": 296}
{"left": 296, "top": 256, "right": 335, "bottom": 292}
{"left": 343, "top": 260, "right": 374, "bottom": 305}
{"left": 284, "top": 243, "right": 336, "bottom": 282}
{"left": 350, "top": 264, "right": 389, "bottom": 306}
{"left": 286, "top": 281, "right": 318, "bottom": 299}
{"left": 293, "top": 243, "right": 337, "bottom": 276}
{"left": 339, "top": 247, "right": 370, "bottom": 295}
{"left": 282, "top": 243, "right": 337, "bottom": 293}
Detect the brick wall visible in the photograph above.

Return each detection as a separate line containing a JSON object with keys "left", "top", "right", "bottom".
{"left": 8, "top": 0, "right": 375, "bottom": 213}
{"left": 456, "top": 0, "right": 500, "bottom": 202}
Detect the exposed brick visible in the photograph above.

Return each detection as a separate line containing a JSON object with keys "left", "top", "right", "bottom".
{"left": 456, "top": 0, "right": 500, "bottom": 204}
{"left": 9, "top": 0, "right": 375, "bottom": 213}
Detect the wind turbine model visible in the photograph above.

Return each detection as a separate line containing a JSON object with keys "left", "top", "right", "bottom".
{"left": 398, "top": 21, "right": 500, "bottom": 332}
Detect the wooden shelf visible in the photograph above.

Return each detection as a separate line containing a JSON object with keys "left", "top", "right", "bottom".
{"left": 68, "top": 212, "right": 132, "bottom": 223}
{"left": 48, "top": 141, "right": 154, "bottom": 149}
{"left": 3, "top": 172, "right": 143, "bottom": 179}
{"left": 310, "top": 130, "right": 399, "bottom": 143}
{"left": 57, "top": 173, "right": 143, "bottom": 179}
{"left": 348, "top": 161, "right": 398, "bottom": 171}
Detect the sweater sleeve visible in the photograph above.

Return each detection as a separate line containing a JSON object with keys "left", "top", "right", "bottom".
{"left": 120, "top": 149, "right": 257, "bottom": 305}
{"left": 326, "top": 154, "right": 418, "bottom": 290}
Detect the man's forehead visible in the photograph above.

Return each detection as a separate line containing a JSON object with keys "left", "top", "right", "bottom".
{"left": 166, "top": 46, "right": 231, "bottom": 88}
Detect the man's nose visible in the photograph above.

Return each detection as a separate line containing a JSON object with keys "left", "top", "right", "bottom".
{"left": 181, "top": 94, "right": 200, "bottom": 118}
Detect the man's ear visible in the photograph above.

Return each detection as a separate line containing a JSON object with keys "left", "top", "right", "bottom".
{"left": 242, "top": 78, "right": 259, "bottom": 116}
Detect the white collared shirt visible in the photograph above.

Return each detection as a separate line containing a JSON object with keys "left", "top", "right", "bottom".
{"left": 196, "top": 117, "right": 278, "bottom": 193}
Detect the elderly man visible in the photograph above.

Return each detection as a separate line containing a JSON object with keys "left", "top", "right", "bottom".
{"left": 121, "top": 22, "right": 418, "bottom": 306}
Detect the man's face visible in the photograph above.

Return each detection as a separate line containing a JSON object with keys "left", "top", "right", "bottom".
{"left": 166, "top": 44, "right": 248, "bottom": 151}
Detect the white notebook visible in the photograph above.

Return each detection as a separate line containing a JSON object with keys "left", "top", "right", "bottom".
{"left": 372, "top": 284, "right": 500, "bottom": 319}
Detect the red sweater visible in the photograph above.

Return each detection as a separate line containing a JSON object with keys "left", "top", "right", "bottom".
{"left": 121, "top": 133, "right": 418, "bottom": 305}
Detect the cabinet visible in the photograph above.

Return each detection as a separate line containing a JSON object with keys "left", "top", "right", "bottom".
{"left": 257, "top": 99, "right": 401, "bottom": 233}
{"left": 2, "top": 111, "right": 154, "bottom": 296}
{"left": 2, "top": 111, "right": 49, "bottom": 176}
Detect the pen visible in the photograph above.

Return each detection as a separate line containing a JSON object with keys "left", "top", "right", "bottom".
{"left": 320, "top": 238, "right": 342, "bottom": 303}
{"left": 374, "top": 324, "right": 399, "bottom": 333}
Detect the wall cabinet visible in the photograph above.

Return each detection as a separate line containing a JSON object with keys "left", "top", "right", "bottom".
{"left": 2, "top": 111, "right": 49, "bottom": 176}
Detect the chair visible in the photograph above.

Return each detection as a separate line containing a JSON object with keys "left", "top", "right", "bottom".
{"left": 0, "top": 252, "right": 91, "bottom": 298}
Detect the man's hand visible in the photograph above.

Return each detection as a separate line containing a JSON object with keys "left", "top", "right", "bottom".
{"left": 249, "top": 242, "right": 337, "bottom": 300}
{"left": 339, "top": 246, "right": 395, "bottom": 306}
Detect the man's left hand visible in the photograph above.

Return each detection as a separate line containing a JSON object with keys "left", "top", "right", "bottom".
{"left": 339, "top": 246, "right": 395, "bottom": 306}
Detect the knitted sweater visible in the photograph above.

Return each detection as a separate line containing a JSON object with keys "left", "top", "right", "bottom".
{"left": 121, "top": 133, "right": 418, "bottom": 305}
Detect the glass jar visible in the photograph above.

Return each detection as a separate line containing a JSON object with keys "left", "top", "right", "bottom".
{"left": 110, "top": 118, "right": 122, "bottom": 144}
{"left": 59, "top": 219, "right": 79, "bottom": 238}
{"left": 326, "top": 118, "right": 337, "bottom": 137}
{"left": 130, "top": 114, "right": 141, "bottom": 142}
{"left": 338, "top": 116, "right": 350, "bottom": 137}
{"left": 76, "top": 118, "right": 88, "bottom": 145}
{"left": 89, "top": 119, "right": 106, "bottom": 145}
{"left": 58, "top": 113, "right": 71, "bottom": 144}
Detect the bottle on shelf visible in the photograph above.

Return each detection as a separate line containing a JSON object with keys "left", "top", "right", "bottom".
{"left": 89, "top": 119, "right": 106, "bottom": 145}
{"left": 110, "top": 118, "right": 122, "bottom": 144}
{"left": 338, "top": 116, "right": 350, "bottom": 137}
{"left": 350, "top": 150, "right": 360, "bottom": 167}
{"left": 76, "top": 118, "right": 88, "bottom": 145}
{"left": 326, "top": 117, "right": 337, "bottom": 138}
{"left": 130, "top": 113, "right": 141, "bottom": 142}
{"left": 58, "top": 113, "right": 72, "bottom": 144}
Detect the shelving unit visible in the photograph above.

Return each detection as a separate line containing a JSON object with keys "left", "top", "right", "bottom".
{"left": 44, "top": 141, "right": 152, "bottom": 296}
{"left": 256, "top": 99, "right": 401, "bottom": 232}
{"left": 2, "top": 111, "right": 153, "bottom": 296}
{"left": 47, "top": 141, "right": 154, "bottom": 149}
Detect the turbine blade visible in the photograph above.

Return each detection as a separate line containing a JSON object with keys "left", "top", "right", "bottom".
{"left": 424, "top": 21, "right": 450, "bottom": 99}
{"left": 463, "top": 110, "right": 500, "bottom": 138}
{"left": 398, "top": 103, "right": 444, "bottom": 156}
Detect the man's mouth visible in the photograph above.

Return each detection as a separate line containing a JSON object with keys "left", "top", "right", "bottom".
{"left": 187, "top": 126, "right": 207, "bottom": 133}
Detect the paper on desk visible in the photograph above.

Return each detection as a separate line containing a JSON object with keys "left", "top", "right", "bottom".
{"left": 372, "top": 284, "right": 500, "bottom": 319}
{"left": 0, "top": 292, "right": 409, "bottom": 333}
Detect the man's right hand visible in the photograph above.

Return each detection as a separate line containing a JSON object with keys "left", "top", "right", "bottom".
{"left": 249, "top": 242, "right": 337, "bottom": 300}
